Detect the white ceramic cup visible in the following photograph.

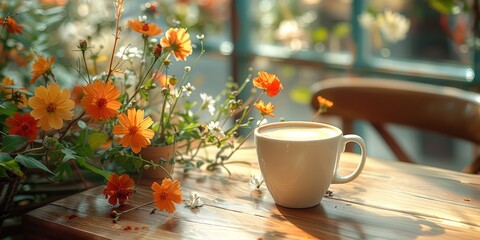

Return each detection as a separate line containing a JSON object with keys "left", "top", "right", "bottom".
{"left": 254, "top": 121, "right": 367, "bottom": 208}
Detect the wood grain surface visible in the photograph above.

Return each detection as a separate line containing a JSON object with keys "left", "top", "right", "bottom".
{"left": 23, "top": 147, "right": 480, "bottom": 239}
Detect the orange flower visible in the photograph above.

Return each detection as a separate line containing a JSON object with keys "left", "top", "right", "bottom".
{"left": 128, "top": 19, "right": 162, "bottom": 37}
{"left": 70, "top": 85, "right": 85, "bottom": 105}
{"left": 38, "top": 0, "right": 68, "bottom": 6}
{"left": 103, "top": 173, "right": 135, "bottom": 206}
{"left": 0, "top": 76, "right": 14, "bottom": 94}
{"left": 113, "top": 108, "right": 154, "bottom": 153}
{"left": 5, "top": 113, "right": 39, "bottom": 142}
{"left": 317, "top": 96, "right": 333, "bottom": 109}
{"left": 151, "top": 178, "right": 183, "bottom": 214}
{"left": 4, "top": 17, "right": 23, "bottom": 34}
{"left": 81, "top": 80, "right": 121, "bottom": 121}
{"left": 28, "top": 83, "right": 75, "bottom": 130}
{"left": 1, "top": 77, "right": 29, "bottom": 108}
{"left": 252, "top": 71, "right": 283, "bottom": 97}
{"left": 30, "top": 56, "right": 55, "bottom": 84}
{"left": 161, "top": 28, "right": 192, "bottom": 61}
{"left": 153, "top": 72, "right": 174, "bottom": 89}
{"left": 254, "top": 100, "right": 275, "bottom": 117}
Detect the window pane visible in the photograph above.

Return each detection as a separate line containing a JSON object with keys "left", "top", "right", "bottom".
{"left": 361, "top": 0, "right": 473, "bottom": 79}
{"left": 250, "top": 0, "right": 353, "bottom": 64}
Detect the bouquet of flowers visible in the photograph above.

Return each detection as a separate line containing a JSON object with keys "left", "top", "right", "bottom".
{"left": 0, "top": 0, "right": 283, "bottom": 216}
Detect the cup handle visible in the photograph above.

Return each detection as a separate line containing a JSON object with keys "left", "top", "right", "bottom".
{"left": 332, "top": 134, "right": 367, "bottom": 184}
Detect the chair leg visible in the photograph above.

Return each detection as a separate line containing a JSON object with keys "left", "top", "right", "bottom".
{"left": 463, "top": 155, "right": 480, "bottom": 174}
{"left": 371, "top": 123, "right": 413, "bottom": 163}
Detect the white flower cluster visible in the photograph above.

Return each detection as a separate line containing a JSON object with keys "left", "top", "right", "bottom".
{"left": 115, "top": 45, "right": 143, "bottom": 61}
{"left": 359, "top": 10, "right": 410, "bottom": 43}
{"left": 200, "top": 93, "right": 216, "bottom": 116}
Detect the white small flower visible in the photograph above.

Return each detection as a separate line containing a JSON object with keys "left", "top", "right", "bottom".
{"left": 207, "top": 104, "right": 216, "bottom": 116}
{"left": 116, "top": 46, "right": 143, "bottom": 61}
{"left": 200, "top": 93, "right": 216, "bottom": 116}
{"left": 125, "top": 73, "right": 137, "bottom": 86}
{"left": 207, "top": 121, "right": 225, "bottom": 138}
{"left": 196, "top": 34, "right": 205, "bottom": 40}
{"left": 376, "top": 10, "right": 410, "bottom": 43}
{"left": 184, "top": 66, "right": 191, "bottom": 72}
{"left": 149, "top": 38, "right": 158, "bottom": 44}
{"left": 249, "top": 173, "right": 264, "bottom": 189}
{"left": 182, "top": 82, "right": 196, "bottom": 97}
{"left": 138, "top": 15, "right": 147, "bottom": 22}
{"left": 184, "top": 192, "right": 204, "bottom": 209}
{"left": 92, "top": 72, "right": 108, "bottom": 81}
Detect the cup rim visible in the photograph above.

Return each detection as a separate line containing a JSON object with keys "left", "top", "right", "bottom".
{"left": 254, "top": 121, "right": 342, "bottom": 141}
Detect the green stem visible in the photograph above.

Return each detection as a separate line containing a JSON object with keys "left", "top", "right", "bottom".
{"left": 81, "top": 51, "right": 91, "bottom": 83}
{"left": 19, "top": 146, "right": 45, "bottom": 154}
{"left": 125, "top": 57, "right": 160, "bottom": 108}
{"left": 59, "top": 111, "right": 86, "bottom": 140}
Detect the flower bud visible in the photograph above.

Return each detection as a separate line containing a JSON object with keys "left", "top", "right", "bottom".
{"left": 153, "top": 43, "right": 162, "bottom": 58}
{"left": 43, "top": 137, "right": 60, "bottom": 150}
{"left": 228, "top": 100, "right": 237, "bottom": 110}
{"left": 78, "top": 40, "right": 88, "bottom": 51}
{"left": 168, "top": 77, "right": 178, "bottom": 86}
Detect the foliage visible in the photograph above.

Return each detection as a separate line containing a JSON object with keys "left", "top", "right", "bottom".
{"left": 0, "top": 0, "right": 281, "bottom": 182}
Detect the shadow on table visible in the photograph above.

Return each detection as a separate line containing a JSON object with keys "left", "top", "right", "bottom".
{"left": 276, "top": 202, "right": 445, "bottom": 239}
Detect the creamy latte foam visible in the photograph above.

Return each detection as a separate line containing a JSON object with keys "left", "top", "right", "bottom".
{"left": 260, "top": 126, "right": 337, "bottom": 140}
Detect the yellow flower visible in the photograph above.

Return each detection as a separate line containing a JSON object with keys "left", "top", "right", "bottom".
{"left": 113, "top": 108, "right": 155, "bottom": 154}
{"left": 161, "top": 28, "right": 192, "bottom": 61}
{"left": 254, "top": 100, "right": 275, "bottom": 117}
{"left": 28, "top": 83, "right": 75, "bottom": 130}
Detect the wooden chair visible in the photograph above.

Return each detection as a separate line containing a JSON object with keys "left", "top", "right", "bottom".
{"left": 311, "top": 77, "right": 480, "bottom": 174}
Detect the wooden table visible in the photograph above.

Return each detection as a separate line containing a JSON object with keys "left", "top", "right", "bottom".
{"left": 23, "top": 148, "right": 480, "bottom": 239}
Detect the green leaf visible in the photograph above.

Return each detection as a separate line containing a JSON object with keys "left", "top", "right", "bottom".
{"left": 144, "top": 77, "right": 154, "bottom": 89}
{"left": 0, "top": 159, "right": 23, "bottom": 177}
{"left": 15, "top": 155, "right": 55, "bottom": 175}
{"left": 0, "top": 168, "right": 7, "bottom": 178}
{"left": 76, "top": 145, "right": 94, "bottom": 158}
{"left": 61, "top": 148, "right": 77, "bottom": 162}
{"left": 139, "top": 88, "right": 148, "bottom": 101}
{"left": 428, "top": 0, "right": 461, "bottom": 14}
{"left": 0, "top": 152, "right": 12, "bottom": 162}
{"left": 53, "top": 163, "right": 73, "bottom": 181}
{"left": 76, "top": 157, "right": 111, "bottom": 179}
{"left": 77, "top": 120, "right": 87, "bottom": 129}
{"left": 0, "top": 101, "right": 19, "bottom": 116}
{"left": 1, "top": 135, "right": 27, "bottom": 152}
{"left": 88, "top": 132, "right": 108, "bottom": 149}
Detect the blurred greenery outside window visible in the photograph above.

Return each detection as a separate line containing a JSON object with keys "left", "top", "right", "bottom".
{"left": 240, "top": 0, "right": 477, "bottom": 86}
{"left": 1, "top": 0, "right": 477, "bottom": 94}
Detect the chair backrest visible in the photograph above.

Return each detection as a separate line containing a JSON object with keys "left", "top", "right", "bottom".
{"left": 311, "top": 77, "right": 480, "bottom": 173}
{"left": 311, "top": 77, "right": 480, "bottom": 145}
